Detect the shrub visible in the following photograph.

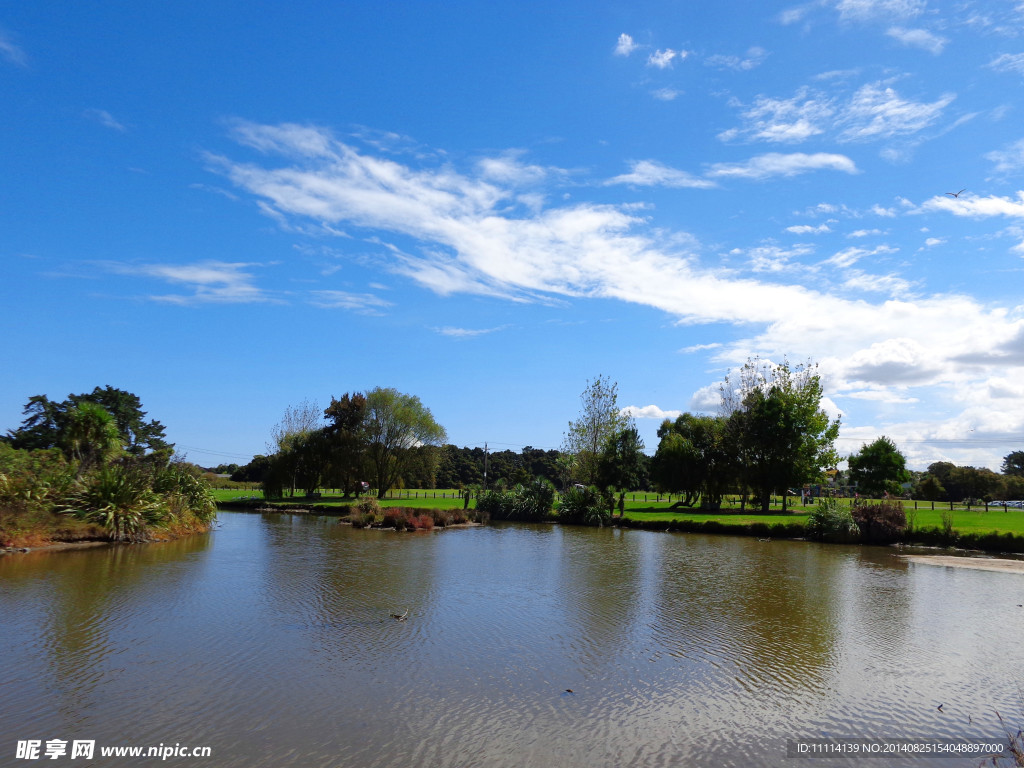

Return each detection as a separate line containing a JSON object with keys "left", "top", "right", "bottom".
{"left": 475, "top": 489, "right": 516, "bottom": 519}
{"left": 382, "top": 507, "right": 406, "bottom": 530}
{"left": 557, "top": 485, "right": 609, "bottom": 526}
{"left": 354, "top": 496, "right": 382, "bottom": 523}
{"left": 851, "top": 500, "right": 906, "bottom": 545}
{"left": 805, "top": 498, "right": 860, "bottom": 543}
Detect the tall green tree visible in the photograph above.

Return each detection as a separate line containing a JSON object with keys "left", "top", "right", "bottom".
{"left": 724, "top": 359, "right": 840, "bottom": 513}
{"left": 6, "top": 387, "right": 172, "bottom": 460}
{"left": 324, "top": 393, "right": 368, "bottom": 496}
{"left": 847, "top": 436, "right": 910, "bottom": 498}
{"left": 597, "top": 427, "right": 646, "bottom": 515}
{"left": 1002, "top": 450, "right": 1024, "bottom": 478}
{"left": 363, "top": 387, "right": 447, "bottom": 498}
{"left": 561, "top": 375, "right": 631, "bottom": 487}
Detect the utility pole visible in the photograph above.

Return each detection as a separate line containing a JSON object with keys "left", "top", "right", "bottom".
{"left": 484, "top": 442, "right": 488, "bottom": 491}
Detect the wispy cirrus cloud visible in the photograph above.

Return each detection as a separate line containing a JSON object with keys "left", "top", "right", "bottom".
{"left": 986, "top": 138, "right": 1024, "bottom": 175}
{"left": 835, "top": 0, "right": 925, "bottom": 23}
{"left": 103, "top": 260, "right": 273, "bottom": 304}
{"left": 434, "top": 325, "right": 509, "bottom": 338}
{"left": 310, "top": 290, "right": 392, "bottom": 314}
{"left": 0, "top": 28, "right": 27, "bottom": 67}
{"left": 84, "top": 109, "right": 127, "bottom": 132}
{"left": 206, "top": 121, "right": 1024, "bottom": 446}
{"left": 606, "top": 160, "right": 716, "bottom": 188}
{"left": 989, "top": 53, "right": 1024, "bottom": 75}
{"left": 705, "top": 47, "right": 769, "bottom": 71}
{"left": 721, "top": 82, "right": 954, "bottom": 145}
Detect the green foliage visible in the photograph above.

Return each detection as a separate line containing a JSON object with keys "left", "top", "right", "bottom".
{"left": 1002, "top": 451, "right": 1024, "bottom": 478}
{"left": 848, "top": 436, "right": 911, "bottom": 498}
{"left": 475, "top": 477, "right": 556, "bottom": 521}
{"left": 597, "top": 427, "right": 646, "bottom": 514}
{"left": 561, "top": 375, "right": 632, "bottom": 487}
{"left": 724, "top": 358, "right": 840, "bottom": 513}
{"left": 851, "top": 500, "right": 907, "bottom": 545}
{"left": 652, "top": 414, "right": 733, "bottom": 510}
{"left": 61, "top": 464, "right": 162, "bottom": 541}
{"left": 6, "top": 386, "right": 172, "bottom": 460}
{"left": 556, "top": 484, "right": 610, "bottom": 526}
{"left": 364, "top": 387, "right": 447, "bottom": 498}
{"left": 804, "top": 497, "right": 860, "bottom": 543}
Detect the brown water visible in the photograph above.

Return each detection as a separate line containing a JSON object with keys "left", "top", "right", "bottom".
{"left": 2, "top": 511, "right": 1023, "bottom": 767}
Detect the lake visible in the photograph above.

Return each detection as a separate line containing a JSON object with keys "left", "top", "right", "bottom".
{"left": 2, "top": 511, "right": 1023, "bottom": 767}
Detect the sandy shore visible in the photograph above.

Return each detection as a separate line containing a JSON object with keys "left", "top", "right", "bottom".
{"left": 900, "top": 554, "right": 1024, "bottom": 574}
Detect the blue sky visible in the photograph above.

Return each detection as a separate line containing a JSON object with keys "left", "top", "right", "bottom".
{"left": 3, "top": 0, "right": 1024, "bottom": 471}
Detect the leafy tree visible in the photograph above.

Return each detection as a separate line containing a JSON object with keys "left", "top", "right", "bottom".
{"left": 724, "top": 359, "right": 839, "bottom": 513}
{"left": 651, "top": 413, "right": 733, "bottom": 509}
{"left": 914, "top": 474, "right": 946, "bottom": 501}
{"left": 847, "top": 436, "right": 910, "bottom": 498}
{"left": 363, "top": 387, "right": 447, "bottom": 498}
{"left": 6, "top": 387, "right": 172, "bottom": 460}
{"left": 561, "top": 375, "right": 631, "bottom": 486}
{"left": 597, "top": 427, "right": 646, "bottom": 515}
{"left": 1002, "top": 451, "right": 1024, "bottom": 478}
{"left": 324, "top": 393, "right": 368, "bottom": 496}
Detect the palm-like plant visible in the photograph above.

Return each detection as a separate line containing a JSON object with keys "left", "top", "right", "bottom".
{"left": 61, "top": 402, "right": 122, "bottom": 475}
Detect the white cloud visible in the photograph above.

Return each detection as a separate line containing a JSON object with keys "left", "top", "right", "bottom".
{"left": 744, "top": 243, "right": 815, "bottom": 273}
{"left": 885, "top": 26, "right": 947, "bottom": 54}
{"left": 705, "top": 47, "right": 769, "bottom": 71}
{"left": 840, "top": 389, "right": 919, "bottom": 403}
{"left": 707, "top": 152, "right": 858, "bottom": 179}
{"left": 614, "top": 33, "right": 638, "bottom": 56}
{"left": 837, "top": 84, "right": 955, "bottom": 142}
{"left": 606, "top": 160, "right": 717, "bottom": 189}
{"left": 849, "top": 228, "right": 883, "bottom": 237}
{"left": 786, "top": 223, "right": 832, "bottom": 234}
{"left": 835, "top": 0, "right": 925, "bottom": 23}
{"left": 104, "top": 261, "right": 272, "bottom": 304}
{"left": 917, "top": 191, "right": 1024, "bottom": 219}
{"left": 620, "top": 404, "right": 683, "bottom": 421}
{"left": 986, "top": 139, "right": 1024, "bottom": 175}
{"left": 0, "top": 29, "right": 27, "bottom": 67}
{"left": 651, "top": 87, "right": 682, "bottom": 101}
{"left": 989, "top": 53, "right": 1024, "bottom": 75}
{"left": 211, "top": 122, "right": 1024, "bottom": 461}
{"left": 679, "top": 342, "right": 723, "bottom": 354}
{"left": 434, "top": 325, "right": 507, "bottom": 338}
{"left": 84, "top": 109, "right": 127, "bottom": 132}
{"left": 719, "top": 88, "right": 834, "bottom": 143}
{"left": 647, "top": 49, "right": 682, "bottom": 69}
{"left": 310, "top": 290, "right": 392, "bottom": 314}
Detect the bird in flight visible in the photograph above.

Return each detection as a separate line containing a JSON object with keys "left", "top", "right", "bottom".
{"left": 945, "top": 189, "right": 966, "bottom": 198}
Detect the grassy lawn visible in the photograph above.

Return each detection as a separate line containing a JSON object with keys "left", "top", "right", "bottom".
{"left": 212, "top": 487, "right": 1024, "bottom": 538}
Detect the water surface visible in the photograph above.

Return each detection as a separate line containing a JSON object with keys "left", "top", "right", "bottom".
{"left": 2, "top": 512, "right": 1022, "bottom": 767}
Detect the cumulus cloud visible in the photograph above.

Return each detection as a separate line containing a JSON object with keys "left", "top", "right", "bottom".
{"left": 916, "top": 191, "right": 1024, "bottom": 219}
{"left": 648, "top": 49, "right": 683, "bottom": 69}
{"left": 651, "top": 87, "right": 682, "bottom": 101}
{"left": 614, "top": 33, "right": 638, "bottom": 56}
{"left": 986, "top": 139, "right": 1024, "bottom": 175}
{"left": 837, "top": 84, "right": 954, "bottom": 142}
{"left": 786, "top": 223, "right": 832, "bottom": 234}
{"left": 620, "top": 404, "right": 683, "bottom": 421}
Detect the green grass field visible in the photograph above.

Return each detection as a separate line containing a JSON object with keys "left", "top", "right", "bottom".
{"left": 212, "top": 487, "right": 1024, "bottom": 538}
